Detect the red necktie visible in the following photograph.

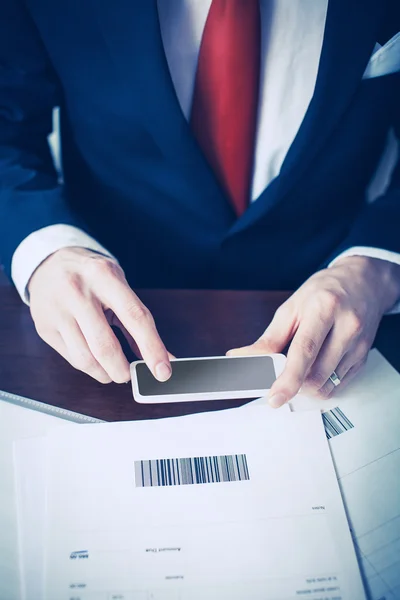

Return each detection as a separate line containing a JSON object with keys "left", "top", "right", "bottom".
{"left": 191, "top": 0, "right": 261, "bottom": 216}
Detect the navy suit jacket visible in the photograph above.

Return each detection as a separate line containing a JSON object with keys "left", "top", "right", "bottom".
{"left": 0, "top": 0, "right": 399, "bottom": 291}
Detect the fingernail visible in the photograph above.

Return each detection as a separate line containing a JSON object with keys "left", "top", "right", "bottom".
{"left": 268, "top": 393, "right": 287, "bottom": 408}
{"left": 155, "top": 362, "right": 172, "bottom": 382}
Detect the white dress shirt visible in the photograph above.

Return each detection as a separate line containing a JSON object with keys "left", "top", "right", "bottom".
{"left": 11, "top": 0, "right": 400, "bottom": 310}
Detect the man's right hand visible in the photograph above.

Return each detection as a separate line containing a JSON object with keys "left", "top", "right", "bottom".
{"left": 28, "top": 247, "right": 172, "bottom": 384}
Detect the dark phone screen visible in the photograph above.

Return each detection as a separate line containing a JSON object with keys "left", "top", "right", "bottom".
{"left": 136, "top": 356, "right": 276, "bottom": 396}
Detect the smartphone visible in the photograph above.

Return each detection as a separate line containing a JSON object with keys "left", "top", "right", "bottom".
{"left": 131, "top": 354, "right": 286, "bottom": 404}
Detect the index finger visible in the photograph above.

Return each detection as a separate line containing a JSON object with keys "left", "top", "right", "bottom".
{"left": 268, "top": 314, "right": 333, "bottom": 407}
{"left": 100, "top": 277, "right": 171, "bottom": 382}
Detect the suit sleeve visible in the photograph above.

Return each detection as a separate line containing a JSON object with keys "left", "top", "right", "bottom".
{"left": 0, "top": 0, "right": 81, "bottom": 278}
{"left": 329, "top": 78, "right": 400, "bottom": 262}
{"left": 329, "top": 4, "right": 400, "bottom": 261}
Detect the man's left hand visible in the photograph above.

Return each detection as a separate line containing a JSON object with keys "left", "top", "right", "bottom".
{"left": 227, "top": 256, "right": 400, "bottom": 407}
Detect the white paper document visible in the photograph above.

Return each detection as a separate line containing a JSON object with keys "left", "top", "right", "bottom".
{"left": 26, "top": 406, "right": 365, "bottom": 599}
{"left": 12, "top": 404, "right": 290, "bottom": 600}
{"left": 14, "top": 436, "right": 48, "bottom": 600}
{"left": 323, "top": 355, "right": 400, "bottom": 600}
{"left": 0, "top": 398, "right": 76, "bottom": 600}
{"left": 245, "top": 350, "right": 400, "bottom": 600}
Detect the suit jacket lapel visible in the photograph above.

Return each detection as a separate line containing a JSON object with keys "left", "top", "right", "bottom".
{"left": 229, "top": 0, "right": 385, "bottom": 237}
{"left": 89, "top": 0, "right": 236, "bottom": 228}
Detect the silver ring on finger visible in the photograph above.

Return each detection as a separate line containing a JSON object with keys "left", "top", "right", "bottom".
{"left": 329, "top": 371, "right": 341, "bottom": 387}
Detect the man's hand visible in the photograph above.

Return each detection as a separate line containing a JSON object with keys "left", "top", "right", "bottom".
{"left": 228, "top": 256, "right": 400, "bottom": 407}
{"left": 28, "top": 247, "right": 172, "bottom": 384}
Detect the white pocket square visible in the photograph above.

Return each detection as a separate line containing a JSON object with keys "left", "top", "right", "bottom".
{"left": 363, "top": 32, "right": 400, "bottom": 79}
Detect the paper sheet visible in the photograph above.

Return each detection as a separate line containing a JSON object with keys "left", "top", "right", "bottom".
{"left": 25, "top": 406, "right": 364, "bottom": 599}
{"left": 245, "top": 349, "right": 400, "bottom": 600}
{"left": 0, "top": 400, "right": 75, "bottom": 600}
{"left": 14, "top": 437, "right": 48, "bottom": 600}
{"left": 323, "top": 355, "right": 400, "bottom": 600}
{"left": 12, "top": 400, "right": 290, "bottom": 600}
{"left": 292, "top": 350, "right": 400, "bottom": 600}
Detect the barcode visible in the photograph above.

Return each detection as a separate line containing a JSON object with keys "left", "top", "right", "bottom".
{"left": 134, "top": 454, "right": 250, "bottom": 487}
{"left": 322, "top": 407, "right": 354, "bottom": 439}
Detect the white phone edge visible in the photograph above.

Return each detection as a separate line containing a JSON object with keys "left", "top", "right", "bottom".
{"left": 131, "top": 354, "right": 286, "bottom": 404}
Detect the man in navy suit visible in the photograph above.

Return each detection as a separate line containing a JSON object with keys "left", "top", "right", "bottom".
{"left": 0, "top": 0, "right": 399, "bottom": 407}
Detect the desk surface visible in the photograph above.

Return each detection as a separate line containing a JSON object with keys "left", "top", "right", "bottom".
{"left": 1, "top": 270, "right": 399, "bottom": 422}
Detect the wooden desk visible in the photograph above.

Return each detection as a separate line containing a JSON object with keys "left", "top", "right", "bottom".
{"left": 1, "top": 270, "right": 399, "bottom": 422}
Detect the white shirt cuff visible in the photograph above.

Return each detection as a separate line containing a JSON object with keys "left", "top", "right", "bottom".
{"left": 11, "top": 224, "right": 116, "bottom": 305}
{"left": 329, "top": 246, "right": 400, "bottom": 315}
